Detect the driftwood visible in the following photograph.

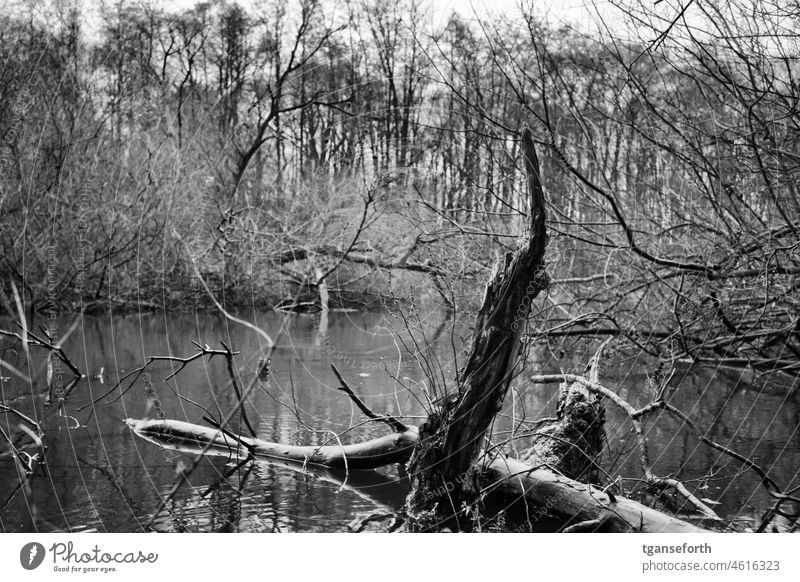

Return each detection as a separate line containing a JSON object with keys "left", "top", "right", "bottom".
{"left": 126, "top": 418, "right": 418, "bottom": 470}
{"left": 126, "top": 416, "right": 709, "bottom": 532}
{"left": 128, "top": 418, "right": 409, "bottom": 512}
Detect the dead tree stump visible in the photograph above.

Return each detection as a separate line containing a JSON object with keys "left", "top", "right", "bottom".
{"left": 520, "top": 346, "right": 608, "bottom": 482}
{"left": 405, "top": 126, "right": 549, "bottom": 528}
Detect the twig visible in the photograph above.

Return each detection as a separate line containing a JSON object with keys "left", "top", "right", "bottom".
{"left": 77, "top": 364, "right": 148, "bottom": 412}
{"left": 218, "top": 340, "right": 257, "bottom": 439}
{"left": 78, "top": 343, "right": 233, "bottom": 412}
{"left": 0, "top": 404, "right": 43, "bottom": 436}
{"left": 202, "top": 415, "right": 256, "bottom": 457}
{"left": 330, "top": 364, "right": 408, "bottom": 433}
{"left": 173, "top": 228, "right": 275, "bottom": 348}
{"left": 314, "top": 187, "right": 374, "bottom": 286}
{"left": 0, "top": 326, "right": 82, "bottom": 378}
{"left": 151, "top": 341, "right": 235, "bottom": 382}
{"left": 661, "top": 402, "right": 800, "bottom": 513}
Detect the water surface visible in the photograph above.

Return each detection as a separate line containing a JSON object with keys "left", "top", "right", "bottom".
{"left": 1, "top": 310, "right": 798, "bottom": 532}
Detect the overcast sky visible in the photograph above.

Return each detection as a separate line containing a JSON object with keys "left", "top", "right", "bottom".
{"left": 149, "top": 0, "right": 624, "bottom": 31}
{"left": 9, "top": 0, "right": 697, "bottom": 47}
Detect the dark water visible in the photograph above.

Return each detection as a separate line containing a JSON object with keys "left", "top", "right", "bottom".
{"left": 1, "top": 310, "right": 799, "bottom": 532}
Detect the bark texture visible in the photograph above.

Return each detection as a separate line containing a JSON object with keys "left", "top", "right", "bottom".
{"left": 520, "top": 348, "right": 607, "bottom": 481}
{"left": 482, "top": 456, "right": 706, "bottom": 533}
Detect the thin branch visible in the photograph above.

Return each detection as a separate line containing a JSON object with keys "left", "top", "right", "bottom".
{"left": 330, "top": 364, "right": 408, "bottom": 433}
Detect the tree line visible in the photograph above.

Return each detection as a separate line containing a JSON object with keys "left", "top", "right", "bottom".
{"left": 0, "top": 0, "right": 797, "bottom": 368}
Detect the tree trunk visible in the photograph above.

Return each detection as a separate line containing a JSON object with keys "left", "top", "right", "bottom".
{"left": 404, "top": 126, "right": 549, "bottom": 525}
{"left": 481, "top": 456, "right": 706, "bottom": 533}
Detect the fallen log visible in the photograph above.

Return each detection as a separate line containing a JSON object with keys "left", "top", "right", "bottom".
{"left": 126, "top": 417, "right": 710, "bottom": 532}
{"left": 125, "top": 418, "right": 418, "bottom": 470}
{"left": 482, "top": 456, "right": 707, "bottom": 533}
{"left": 128, "top": 418, "right": 410, "bottom": 513}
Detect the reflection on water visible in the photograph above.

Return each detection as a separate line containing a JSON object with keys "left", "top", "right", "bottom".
{"left": 1, "top": 310, "right": 799, "bottom": 532}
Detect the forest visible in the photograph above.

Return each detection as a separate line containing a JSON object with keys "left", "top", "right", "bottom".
{"left": 1, "top": 0, "right": 799, "bottom": 534}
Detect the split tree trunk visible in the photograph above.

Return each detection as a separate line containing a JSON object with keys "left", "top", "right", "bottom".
{"left": 405, "top": 126, "right": 550, "bottom": 524}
